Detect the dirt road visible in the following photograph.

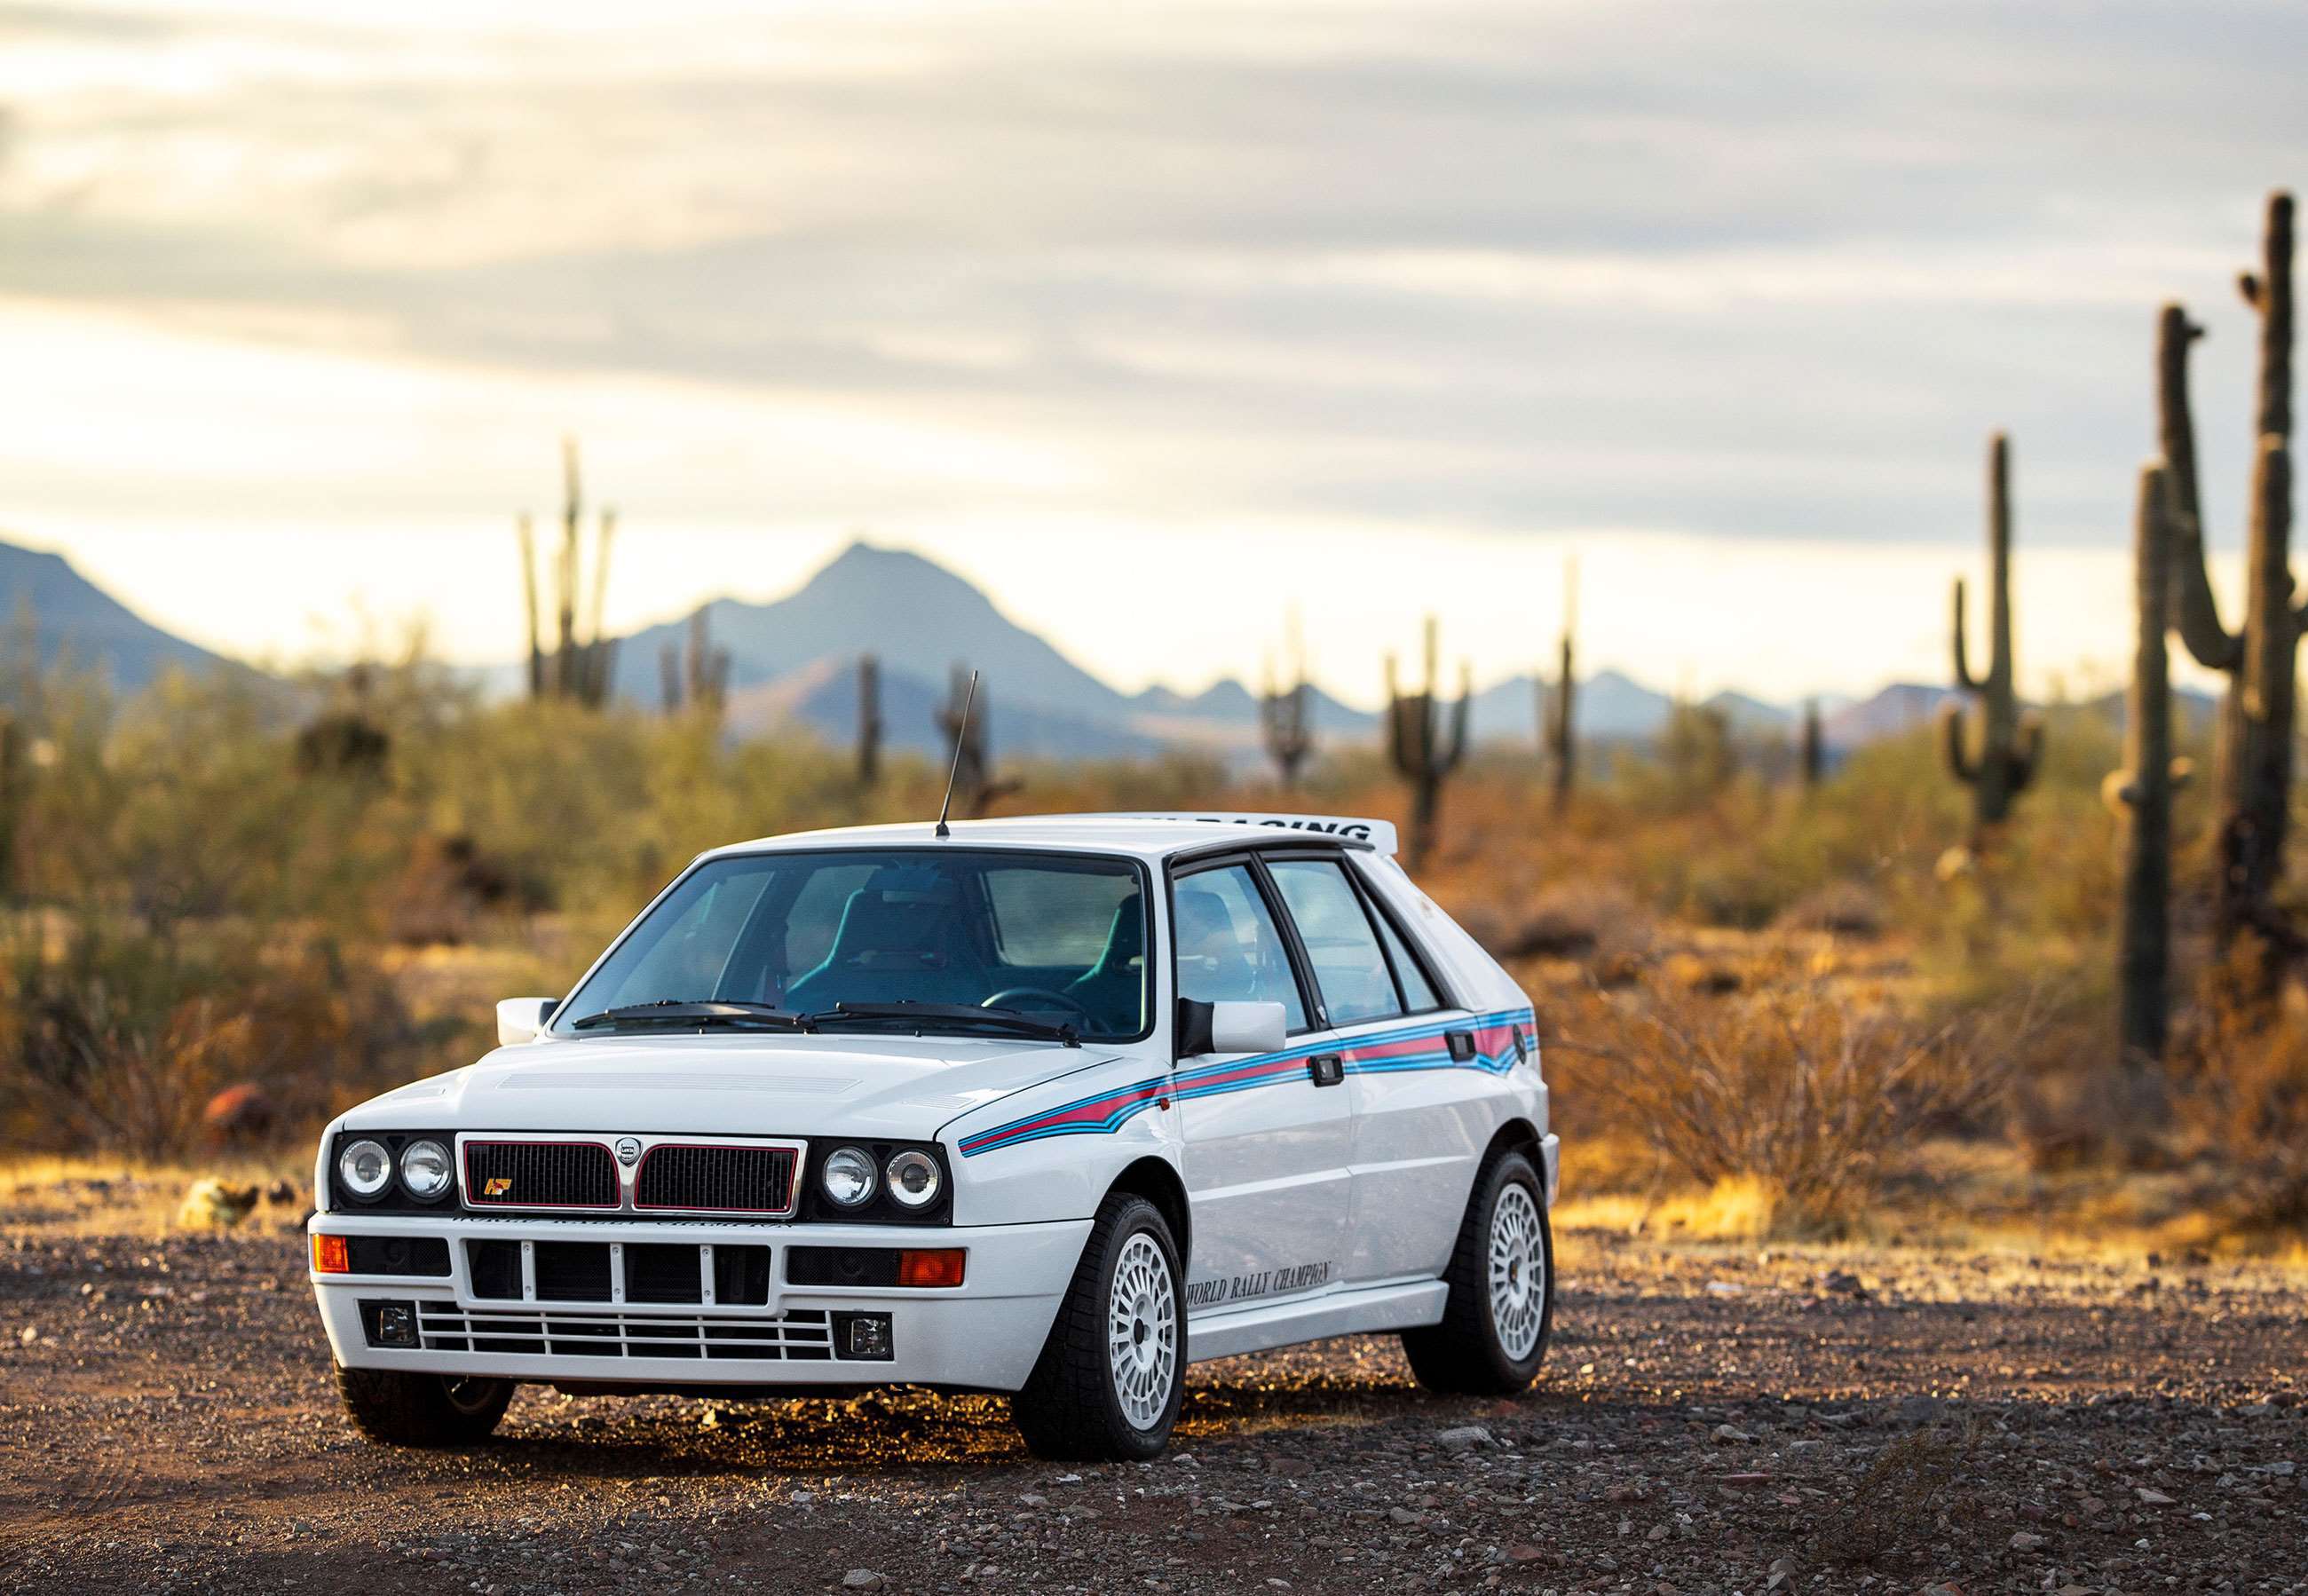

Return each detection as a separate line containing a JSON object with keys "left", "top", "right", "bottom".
{"left": 3, "top": 1192, "right": 2303, "bottom": 1595}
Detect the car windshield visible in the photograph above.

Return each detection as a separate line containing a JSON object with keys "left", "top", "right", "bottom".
{"left": 557, "top": 849, "right": 1151, "bottom": 1042}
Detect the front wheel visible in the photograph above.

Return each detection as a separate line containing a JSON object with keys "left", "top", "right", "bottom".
{"left": 336, "top": 1364, "right": 514, "bottom": 1445}
{"left": 1402, "top": 1146, "right": 1553, "bottom": 1395}
{"left": 1011, "top": 1193, "right": 1184, "bottom": 1460}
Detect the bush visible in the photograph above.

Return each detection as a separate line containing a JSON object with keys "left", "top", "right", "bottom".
{"left": 1551, "top": 956, "right": 2019, "bottom": 1229}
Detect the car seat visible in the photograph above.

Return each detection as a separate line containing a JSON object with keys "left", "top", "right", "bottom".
{"left": 1063, "top": 893, "right": 1146, "bottom": 1034}
{"left": 783, "top": 881, "right": 981, "bottom": 1009}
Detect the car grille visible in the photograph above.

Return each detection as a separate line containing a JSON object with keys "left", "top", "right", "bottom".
{"left": 462, "top": 1141, "right": 618, "bottom": 1210}
{"left": 635, "top": 1143, "right": 798, "bottom": 1216}
{"left": 415, "top": 1303, "right": 834, "bottom": 1361}
{"left": 464, "top": 1238, "right": 773, "bottom": 1306}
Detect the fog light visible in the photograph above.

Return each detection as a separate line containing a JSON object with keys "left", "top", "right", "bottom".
{"left": 897, "top": 1248, "right": 966, "bottom": 1288}
{"left": 835, "top": 1311, "right": 893, "bottom": 1360}
{"left": 312, "top": 1234, "right": 350, "bottom": 1275}
{"left": 375, "top": 1302, "right": 417, "bottom": 1347}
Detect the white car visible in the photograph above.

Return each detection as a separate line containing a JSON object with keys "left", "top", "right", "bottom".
{"left": 310, "top": 813, "right": 1557, "bottom": 1460}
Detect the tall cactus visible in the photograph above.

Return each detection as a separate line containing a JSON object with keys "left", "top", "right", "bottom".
{"left": 1939, "top": 432, "right": 2043, "bottom": 832}
{"left": 2105, "top": 462, "right": 2185, "bottom": 1072}
{"left": 1541, "top": 558, "right": 1576, "bottom": 814}
{"left": 1798, "top": 698, "right": 1824, "bottom": 789}
{"left": 659, "top": 607, "right": 730, "bottom": 718}
{"left": 857, "top": 654, "right": 884, "bottom": 787}
{"left": 936, "top": 664, "right": 1018, "bottom": 818}
{"left": 1260, "top": 657, "right": 1316, "bottom": 787}
{"left": 2163, "top": 190, "right": 2297, "bottom": 953}
{"left": 1386, "top": 617, "right": 1470, "bottom": 868}
{"left": 519, "top": 438, "right": 620, "bottom": 707}
{"left": 0, "top": 708, "right": 22, "bottom": 905}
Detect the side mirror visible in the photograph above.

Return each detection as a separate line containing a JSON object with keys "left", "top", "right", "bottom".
{"left": 496, "top": 997, "right": 558, "bottom": 1047}
{"left": 1175, "top": 998, "right": 1287, "bottom": 1058}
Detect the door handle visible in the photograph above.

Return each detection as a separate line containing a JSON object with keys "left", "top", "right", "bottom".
{"left": 1307, "top": 1054, "right": 1345, "bottom": 1087}
{"left": 1445, "top": 1031, "right": 1476, "bottom": 1063}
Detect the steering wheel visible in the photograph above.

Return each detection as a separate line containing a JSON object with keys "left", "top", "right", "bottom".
{"left": 982, "top": 987, "right": 1095, "bottom": 1023}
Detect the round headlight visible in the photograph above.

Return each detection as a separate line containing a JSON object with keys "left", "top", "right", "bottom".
{"left": 821, "top": 1146, "right": 877, "bottom": 1208}
{"left": 337, "top": 1139, "right": 392, "bottom": 1201}
{"left": 400, "top": 1139, "right": 452, "bottom": 1201}
{"left": 885, "top": 1149, "right": 942, "bottom": 1209}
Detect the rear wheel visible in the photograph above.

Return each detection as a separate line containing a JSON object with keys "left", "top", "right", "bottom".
{"left": 336, "top": 1364, "right": 514, "bottom": 1445}
{"left": 1402, "top": 1146, "right": 1553, "bottom": 1395}
{"left": 1011, "top": 1193, "right": 1183, "bottom": 1460}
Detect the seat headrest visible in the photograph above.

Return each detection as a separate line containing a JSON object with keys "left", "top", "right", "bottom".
{"left": 825, "top": 887, "right": 955, "bottom": 969}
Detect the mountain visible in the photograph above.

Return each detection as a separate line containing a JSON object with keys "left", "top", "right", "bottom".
{"left": 612, "top": 541, "right": 1134, "bottom": 723}
{"left": 1823, "top": 683, "right": 1961, "bottom": 747}
{"left": 726, "top": 654, "right": 1161, "bottom": 761}
{"left": 1704, "top": 689, "right": 1796, "bottom": 735}
{"left": 0, "top": 538, "right": 234, "bottom": 694}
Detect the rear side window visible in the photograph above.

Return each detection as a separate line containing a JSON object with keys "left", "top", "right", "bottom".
{"left": 1266, "top": 859, "right": 1403, "bottom": 1025}
{"left": 1367, "top": 898, "right": 1442, "bottom": 1012}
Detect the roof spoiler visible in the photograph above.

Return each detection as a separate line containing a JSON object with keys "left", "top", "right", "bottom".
{"left": 1089, "top": 811, "right": 1398, "bottom": 856}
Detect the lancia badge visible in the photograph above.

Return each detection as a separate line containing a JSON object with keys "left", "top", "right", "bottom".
{"left": 614, "top": 1137, "right": 642, "bottom": 1166}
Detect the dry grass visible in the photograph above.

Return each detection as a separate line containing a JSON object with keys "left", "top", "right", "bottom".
{"left": 0, "top": 1154, "right": 308, "bottom": 1237}
{"left": 1811, "top": 1419, "right": 1985, "bottom": 1568}
{"left": 1545, "top": 955, "right": 2022, "bottom": 1234}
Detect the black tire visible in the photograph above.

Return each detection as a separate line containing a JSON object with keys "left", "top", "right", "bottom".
{"left": 1402, "top": 1146, "right": 1553, "bottom": 1395}
{"left": 336, "top": 1363, "right": 514, "bottom": 1446}
{"left": 1011, "top": 1193, "right": 1184, "bottom": 1461}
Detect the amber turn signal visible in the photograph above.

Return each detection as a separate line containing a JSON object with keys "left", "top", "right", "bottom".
{"left": 312, "top": 1234, "right": 351, "bottom": 1274}
{"left": 896, "top": 1248, "right": 965, "bottom": 1288}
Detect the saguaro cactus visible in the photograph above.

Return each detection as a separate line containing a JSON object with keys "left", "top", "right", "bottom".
{"left": 1386, "top": 617, "right": 1470, "bottom": 868}
{"left": 1541, "top": 559, "right": 1576, "bottom": 814}
{"left": 1940, "top": 432, "right": 2043, "bottom": 832}
{"left": 1798, "top": 699, "right": 1825, "bottom": 789}
{"left": 1260, "top": 660, "right": 1316, "bottom": 788}
{"left": 857, "top": 654, "right": 884, "bottom": 787}
{"left": 0, "top": 709, "right": 22, "bottom": 904}
{"left": 2163, "top": 190, "right": 2297, "bottom": 952}
{"left": 659, "top": 607, "right": 730, "bottom": 718}
{"left": 518, "top": 438, "right": 620, "bottom": 707}
{"left": 2105, "top": 462, "right": 2185, "bottom": 1072}
{"left": 936, "top": 665, "right": 1019, "bottom": 818}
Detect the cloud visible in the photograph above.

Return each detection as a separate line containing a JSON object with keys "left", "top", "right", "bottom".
{"left": 0, "top": 0, "right": 2300, "bottom": 689}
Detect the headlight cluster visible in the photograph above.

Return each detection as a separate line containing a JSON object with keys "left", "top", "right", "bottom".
{"left": 336, "top": 1136, "right": 454, "bottom": 1205}
{"left": 818, "top": 1143, "right": 944, "bottom": 1213}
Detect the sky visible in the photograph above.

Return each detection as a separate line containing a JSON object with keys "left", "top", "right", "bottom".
{"left": 0, "top": 0, "right": 2302, "bottom": 707}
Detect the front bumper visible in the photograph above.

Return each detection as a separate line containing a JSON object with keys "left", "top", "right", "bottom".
{"left": 310, "top": 1211, "right": 1090, "bottom": 1392}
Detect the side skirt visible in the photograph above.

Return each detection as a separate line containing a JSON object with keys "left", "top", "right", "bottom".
{"left": 1185, "top": 1279, "right": 1447, "bottom": 1363}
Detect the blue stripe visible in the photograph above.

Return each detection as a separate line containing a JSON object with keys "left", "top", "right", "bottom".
{"left": 957, "top": 1005, "right": 1536, "bottom": 1157}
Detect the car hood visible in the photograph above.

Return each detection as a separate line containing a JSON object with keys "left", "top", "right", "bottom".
{"left": 339, "top": 1033, "right": 1126, "bottom": 1142}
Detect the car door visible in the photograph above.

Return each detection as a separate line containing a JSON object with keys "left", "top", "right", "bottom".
{"left": 1168, "top": 856, "right": 1352, "bottom": 1316}
{"left": 1262, "top": 850, "right": 1485, "bottom": 1287}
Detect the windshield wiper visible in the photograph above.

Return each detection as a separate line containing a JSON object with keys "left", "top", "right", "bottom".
{"left": 800, "top": 1001, "right": 1080, "bottom": 1047}
{"left": 568, "top": 999, "right": 812, "bottom": 1032}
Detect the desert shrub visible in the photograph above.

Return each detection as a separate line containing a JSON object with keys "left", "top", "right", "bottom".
{"left": 1811, "top": 1419, "right": 1984, "bottom": 1567}
{"left": 1551, "top": 956, "right": 2019, "bottom": 1229}
{"left": 2166, "top": 946, "right": 2308, "bottom": 1229}
{"left": 0, "top": 911, "right": 435, "bottom": 1158}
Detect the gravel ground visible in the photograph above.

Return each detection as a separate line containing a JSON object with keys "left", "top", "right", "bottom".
{"left": 2, "top": 1188, "right": 2304, "bottom": 1595}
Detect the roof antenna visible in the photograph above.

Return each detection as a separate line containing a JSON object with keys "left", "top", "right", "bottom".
{"left": 934, "top": 669, "right": 978, "bottom": 839}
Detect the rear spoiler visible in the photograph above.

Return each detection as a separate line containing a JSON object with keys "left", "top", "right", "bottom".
{"left": 1093, "top": 812, "right": 1398, "bottom": 856}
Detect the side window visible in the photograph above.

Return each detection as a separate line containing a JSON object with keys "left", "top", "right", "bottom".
{"left": 1367, "top": 897, "right": 1442, "bottom": 1013}
{"left": 1267, "top": 858, "right": 1403, "bottom": 1026}
{"left": 1173, "top": 865, "right": 1308, "bottom": 1032}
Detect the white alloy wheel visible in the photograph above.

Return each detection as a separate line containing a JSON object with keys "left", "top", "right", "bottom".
{"left": 1488, "top": 1181, "right": 1546, "bottom": 1363}
{"left": 1106, "top": 1231, "right": 1179, "bottom": 1431}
